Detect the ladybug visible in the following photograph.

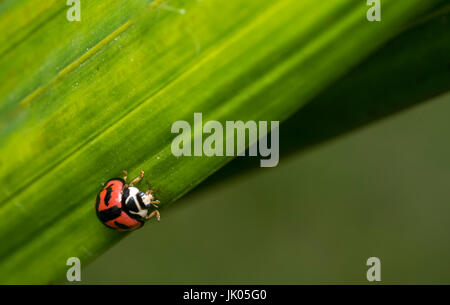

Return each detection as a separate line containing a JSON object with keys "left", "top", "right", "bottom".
{"left": 95, "top": 170, "right": 160, "bottom": 231}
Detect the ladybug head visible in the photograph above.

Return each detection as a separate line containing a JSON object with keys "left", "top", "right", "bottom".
{"left": 138, "top": 191, "right": 154, "bottom": 206}
{"left": 124, "top": 187, "right": 158, "bottom": 220}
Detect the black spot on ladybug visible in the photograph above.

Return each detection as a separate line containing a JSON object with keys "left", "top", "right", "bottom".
{"left": 114, "top": 221, "right": 130, "bottom": 230}
{"left": 104, "top": 184, "right": 114, "bottom": 206}
{"left": 125, "top": 197, "right": 139, "bottom": 213}
{"left": 97, "top": 206, "right": 122, "bottom": 222}
{"left": 122, "top": 187, "right": 130, "bottom": 204}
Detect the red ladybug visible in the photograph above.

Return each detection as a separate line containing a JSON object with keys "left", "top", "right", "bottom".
{"left": 95, "top": 170, "right": 160, "bottom": 231}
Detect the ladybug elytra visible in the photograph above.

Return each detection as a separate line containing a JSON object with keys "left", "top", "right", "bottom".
{"left": 95, "top": 170, "right": 160, "bottom": 231}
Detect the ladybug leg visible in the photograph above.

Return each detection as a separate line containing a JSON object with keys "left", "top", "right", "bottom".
{"left": 122, "top": 170, "right": 130, "bottom": 189}
{"left": 146, "top": 209, "right": 161, "bottom": 221}
{"left": 150, "top": 200, "right": 161, "bottom": 209}
{"left": 129, "top": 170, "right": 144, "bottom": 186}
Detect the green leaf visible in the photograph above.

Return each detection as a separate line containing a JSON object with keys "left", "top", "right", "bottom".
{"left": 0, "top": 0, "right": 444, "bottom": 283}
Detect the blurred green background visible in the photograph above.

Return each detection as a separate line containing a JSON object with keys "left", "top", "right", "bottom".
{"left": 82, "top": 92, "right": 450, "bottom": 284}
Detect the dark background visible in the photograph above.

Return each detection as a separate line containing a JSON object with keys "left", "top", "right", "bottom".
{"left": 82, "top": 92, "right": 450, "bottom": 284}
